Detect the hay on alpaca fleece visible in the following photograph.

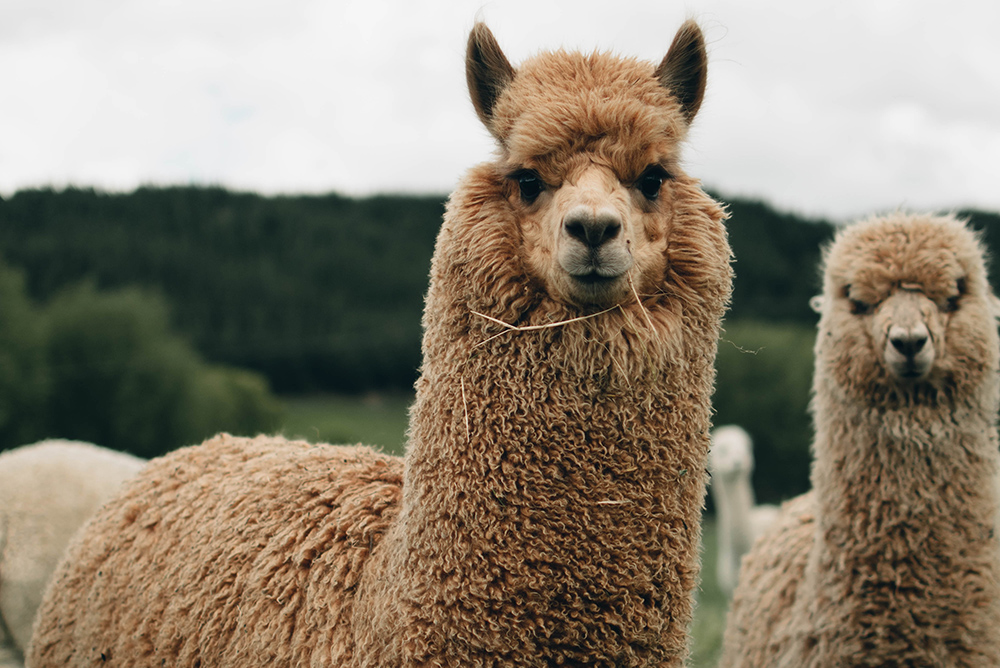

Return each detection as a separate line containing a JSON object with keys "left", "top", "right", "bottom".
{"left": 29, "top": 20, "right": 732, "bottom": 668}
{"left": 718, "top": 212, "right": 1000, "bottom": 667}
{"left": 0, "top": 441, "right": 144, "bottom": 668}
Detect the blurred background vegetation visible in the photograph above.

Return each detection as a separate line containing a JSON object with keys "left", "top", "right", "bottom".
{"left": 4, "top": 186, "right": 998, "bottom": 666}
{"left": 2, "top": 185, "right": 999, "bottom": 505}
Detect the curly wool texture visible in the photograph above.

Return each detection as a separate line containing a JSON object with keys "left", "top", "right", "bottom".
{"left": 29, "top": 435, "right": 402, "bottom": 666}
{"left": 0, "top": 441, "right": 144, "bottom": 668}
{"left": 30, "top": 23, "right": 732, "bottom": 668}
{"left": 719, "top": 213, "right": 1000, "bottom": 667}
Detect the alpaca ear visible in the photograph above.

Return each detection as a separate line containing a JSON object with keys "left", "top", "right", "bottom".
{"left": 654, "top": 20, "right": 708, "bottom": 124}
{"left": 466, "top": 22, "right": 516, "bottom": 135}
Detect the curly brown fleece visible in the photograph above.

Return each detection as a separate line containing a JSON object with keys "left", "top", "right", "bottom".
{"left": 719, "top": 213, "right": 1000, "bottom": 667}
{"left": 29, "top": 21, "right": 731, "bottom": 668}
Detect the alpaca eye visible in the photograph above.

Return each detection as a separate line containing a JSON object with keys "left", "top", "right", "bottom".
{"left": 850, "top": 299, "right": 872, "bottom": 316}
{"left": 513, "top": 170, "right": 544, "bottom": 203}
{"left": 945, "top": 277, "right": 967, "bottom": 313}
{"left": 637, "top": 166, "right": 669, "bottom": 201}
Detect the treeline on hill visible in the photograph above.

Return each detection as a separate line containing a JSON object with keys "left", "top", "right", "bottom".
{"left": 2, "top": 185, "right": 998, "bottom": 502}
{"left": 0, "top": 260, "right": 283, "bottom": 459}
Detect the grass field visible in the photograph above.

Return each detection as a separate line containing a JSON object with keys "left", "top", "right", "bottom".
{"left": 279, "top": 393, "right": 731, "bottom": 666}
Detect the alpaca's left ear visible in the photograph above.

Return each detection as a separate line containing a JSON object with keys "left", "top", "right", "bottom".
{"left": 466, "top": 22, "right": 515, "bottom": 135}
{"left": 654, "top": 20, "right": 708, "bottom": 124}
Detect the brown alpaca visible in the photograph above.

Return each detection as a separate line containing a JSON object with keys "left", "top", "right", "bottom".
{"left": 719, "top": 213, "right": 1000, "bottom": 667}
{"left": 29, "top": 21, "right": 731, "bottom": 667}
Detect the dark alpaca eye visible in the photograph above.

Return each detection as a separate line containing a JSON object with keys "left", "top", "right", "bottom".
{"left": 850, "top": 299, "right": 872, "bottom": 315}
{"left": 513, "top": 170, "right": 544, "bottom": 203}
{"left": 946, "top": 277, "right": 967, "bottom": 312}
{"left": 637, "top": 166, "right": 669, "bottom": 201}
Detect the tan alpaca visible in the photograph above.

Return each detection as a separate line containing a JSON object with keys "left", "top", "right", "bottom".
{"left": 29, "top": 21, "right": 732, "bottom": 667}
{"left": 719, "top": 213, "right": 1000, "bottom": 667}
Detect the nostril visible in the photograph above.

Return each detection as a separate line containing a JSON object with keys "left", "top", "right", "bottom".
{"left": 891, "top": 334, "right": 927, "bottom": 357}
{"left": 565, "top": 220, "right": 588, "bottom": 244}
{"left": 563, "top": 215, "right": 622, "bottom": 248}
{"left": 602, "top": 222, "right": 621, "bottom": 244}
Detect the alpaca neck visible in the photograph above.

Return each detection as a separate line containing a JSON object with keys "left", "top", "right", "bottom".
{"left": 805, "top": 390, "right": 1000, "bottom": 640}
{"left": 812, "top": 400, "right": 999, "bottom": 555}
{"left": 364, "top": 319, "right": 717, "bottom": 664}
{"left": 354, "top": 169, "right": 731, "bottom": 665}
{"left": 712, "top": 471, "right": 756, "bottom": 595}
{"left": 712, "top": 471, "right": 757, "bottom": 560}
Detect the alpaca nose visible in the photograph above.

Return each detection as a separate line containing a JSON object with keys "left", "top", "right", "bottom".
{"left": 563, "top": 207, "right": 622, "bottom": 249}
{"left": 889, "top": 326, "right": 928, "bottom": 358}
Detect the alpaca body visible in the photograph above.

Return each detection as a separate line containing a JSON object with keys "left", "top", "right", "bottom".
{"left": 0, "top": 441, "right": 144, "bottom": 668}
{"left": 28, "top": 435, "right": 402, "bottom": 665}
{"left": 30, "top": 21, "right": 731, "bottom": 668}
{"left": 720, "top": 213, "right": 1000, "bottom": 667}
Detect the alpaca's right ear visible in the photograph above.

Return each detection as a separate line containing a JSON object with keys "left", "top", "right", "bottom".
{"left": 466, "top": 22, "right": 515, "bottom": 135}
{"left": 654, "top": 20, "right": 708, "bottom": 124}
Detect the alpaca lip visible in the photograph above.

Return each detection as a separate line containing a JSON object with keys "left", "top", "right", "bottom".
{"left": 896, "top": 365, "right": 930, "bottom": 381}
{"left": 887, "top": 355, "right": 932, "bottom": 381}
{"left": 571, "top": 270, "right": 620, "bottom": 285}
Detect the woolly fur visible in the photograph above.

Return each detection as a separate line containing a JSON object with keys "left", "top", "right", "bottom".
{"left": 0, "top": 441, "right": 143, "bottom": 668}
{"left": 719, "top": 213, "right": 1000, "bottom": 667}
{"left": 29, "top": 21, "right": 731, "bottom": 667}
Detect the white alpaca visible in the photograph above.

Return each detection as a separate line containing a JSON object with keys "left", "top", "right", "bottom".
{"left": 708, "top": 425, "right": 779, "bottom": 597}
{"left": 0, "top": 440, "right": 144, "bottom": 668}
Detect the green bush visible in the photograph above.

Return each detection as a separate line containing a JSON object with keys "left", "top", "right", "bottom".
{"left": 713, "top": 318, "right": 817, "bottom": 505}
{"left": 0, "top": 262, "right": 49, "bottom": 448}
{"left": 42, "top": 282, "right": 282, "bottom": 459}
{"left": 186, "top": 364, "right": 284, "bottom": 445}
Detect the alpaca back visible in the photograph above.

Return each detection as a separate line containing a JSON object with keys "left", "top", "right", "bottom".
{"left": 29, "top": 434, "right": 402, "bottom": 666}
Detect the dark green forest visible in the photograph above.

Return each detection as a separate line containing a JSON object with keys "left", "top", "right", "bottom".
{"left": 2, "top": 185, "right": 998, "bottom": 502}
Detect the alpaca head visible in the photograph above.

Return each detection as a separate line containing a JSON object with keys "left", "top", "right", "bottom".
{"left": 812, "top": 213, "right": 1000, "bottom": 404}
{"left": 462, "top": 21, "right": 712, "bottom": 309}
{"left": 709, "top": 425, "right": 754, "bottom": 479}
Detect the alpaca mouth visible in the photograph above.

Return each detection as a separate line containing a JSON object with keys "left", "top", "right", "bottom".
{"left": 571, "top": 270, "right": 621, "bottom": 285}
{"left": 562, "top": 268, "right": 628, "bottom": 305}
{"left": 561, "top": 250, "right": 632, "bottom": 287}
{"left": 889, "top": 359, "right": 932, "bottom": 381}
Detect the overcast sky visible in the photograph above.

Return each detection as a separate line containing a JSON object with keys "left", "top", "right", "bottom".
{"left": 2, "top": 0, "right": 997, "bottom": 221}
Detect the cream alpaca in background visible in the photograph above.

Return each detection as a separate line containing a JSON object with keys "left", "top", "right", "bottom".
{"left": 0, "top": 441, "right": 144, "bottom": 668}
{"left": 29, "top": 20, "right": 732, "bottom": 667}
{"left": 708, "top": 425, "right": 778, "bottom": 598}
{"left": 719, "top": 213, "right": 1000, "bottom": 666}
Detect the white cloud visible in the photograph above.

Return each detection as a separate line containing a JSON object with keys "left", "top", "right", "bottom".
{"left": 1, "top": 0, "right": 997, "bottom": 221}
